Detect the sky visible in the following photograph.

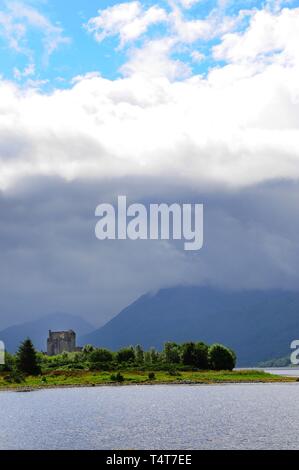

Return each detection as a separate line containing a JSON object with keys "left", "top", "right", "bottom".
{"left": 1, "top": 0, "right": 299, "bottom": 328}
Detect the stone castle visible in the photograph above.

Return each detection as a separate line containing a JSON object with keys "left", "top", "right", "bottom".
{"left": 47, "top": 330, "right": 76, "bottom": 356}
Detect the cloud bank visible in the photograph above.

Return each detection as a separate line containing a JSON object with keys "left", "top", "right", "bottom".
{"left": 1, "top": 3, "right": 299, "bottom": 190}
{"left": 1, "top": 1, "right": 299, "bottom": 327}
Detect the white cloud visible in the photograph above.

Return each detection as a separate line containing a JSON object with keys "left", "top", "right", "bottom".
{"left": 86, "top": 1, "right": 168, "bottom": 48}
{"left": 170, "top": 4, "right": 215, "bottom": 43}
{"left": 178, "top": 0, "right": 201, "bottom": 8}
{"left": 85, "top": 0, "right": 244, "bottom": 80}
{"left": 85, "top": 0, "right": 239, "bottom": 49}
{"left": 213, "top": 7, "right": 299, "bottom": 65}
{"left": 0, "top": 1, "right": 70, "bottom": 68}
{"left": 170, "top": 4, "right": 242, "bottom": 44}
{"left": 13, "top": 63, "right": 35, "bottom": 80}
{"left": 190, "top": 50, "right": 205, "bottom": 62}
{"left": 0, "top": 6, "right": 299, "bottom": 192}
{"left": 121, "top": 38, "right": 191, "bottom": 79}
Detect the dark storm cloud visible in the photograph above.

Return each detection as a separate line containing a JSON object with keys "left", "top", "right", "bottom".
{"left": 0, "top": 176, "right": 299, "bottom": 328}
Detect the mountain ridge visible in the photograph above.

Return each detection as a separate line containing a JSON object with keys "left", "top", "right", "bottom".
{"left": 79, "top": 286, "right": 299, "bottom": 366}
{"left": 0, "top": 312, "right": 94, "bottom": 353}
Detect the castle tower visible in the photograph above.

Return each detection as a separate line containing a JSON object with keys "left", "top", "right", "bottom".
{"left": 47, "top": 330, "right": 76, "bottom": 356}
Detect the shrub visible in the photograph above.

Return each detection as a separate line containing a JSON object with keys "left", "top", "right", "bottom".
{"left": 90, "top": 348, "right": 113, "bottom": 364}
{"left": 116, "top": 347, "right": 135, "bottom": 363}
{"left": 208, "top": 344, "right": 236, "bottom": 371}
{"left": 89, "top": 362, "right": 116, "bottom": 371}
{"left": 66, "top": 363, "right": 85, "bottom": 370}
{"left": 0, "top": 352, "right": 15, "bottom": 372}
{"left": 4, "top": 370, "right": 26, "bottom": 384}
{"left": 110, "top": 372, "right": 125, "bottom": 382}
{"left": 82, "top": 344, "right": 94, "bottom": 354}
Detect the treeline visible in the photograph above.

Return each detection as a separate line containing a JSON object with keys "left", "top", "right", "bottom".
{"left": 1, "top": 339, "right": 236, "bottom": 378}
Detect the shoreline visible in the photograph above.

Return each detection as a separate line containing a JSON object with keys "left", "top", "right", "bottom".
{"left": 1, "top": 369, "right": 296, "bottom": 392}
{"left": 1, "top": 378, "right": 298, "bottom": 393}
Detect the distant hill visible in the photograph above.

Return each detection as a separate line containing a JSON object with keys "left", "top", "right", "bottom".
{"left": 258, "top": 356, "right": 291, "bottom": 367}
{"left": 0, "top": 313, "right": 94, "bottom": 353}
{"left": 79, "top": 286, "right": 299, "bottom": 366}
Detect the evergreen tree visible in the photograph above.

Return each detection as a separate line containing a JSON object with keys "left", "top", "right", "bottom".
{"left": 16, "top": 338, "right": 41, "bottom": 376}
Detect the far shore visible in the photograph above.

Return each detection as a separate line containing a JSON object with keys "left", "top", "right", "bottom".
{"left": 0, "top": 369, "right": 297, "bottom": 392}
{"left": 1, "top": 380, "right": 299, "bottom": 394}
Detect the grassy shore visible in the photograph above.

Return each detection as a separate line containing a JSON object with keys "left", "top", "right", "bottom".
{"left": 0, "top": 369, "right": 297, "bottom": 391}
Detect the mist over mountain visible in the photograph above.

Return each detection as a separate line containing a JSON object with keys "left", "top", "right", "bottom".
{"left": 0, "top": 313, "right": 94, "bottom": 353}
{"left": 80, "top": 286, "right": 299, "bottom": 366}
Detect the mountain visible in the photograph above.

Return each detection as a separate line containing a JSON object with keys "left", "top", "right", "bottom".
{"left": 79, "top": 286, "right": 299, "bottom": 366}
{"left": 0, "top": 313, "right": 94, "bottom": 353}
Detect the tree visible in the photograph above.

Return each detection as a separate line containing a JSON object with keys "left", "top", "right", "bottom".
{"left": 144, "top": 351, "right": 152, "bottom": 365}
{"left": 149, "top": 347, "right": 160, "bottom": 364}
{"left": 16, "top": 338, "right": 41, "bottom": 376}
{"left": 163, "top": 342, "right": 180, "bottom": 364}
{"left": 116, "top": 347, "right": 135, "bottom": 363}
{"left": 182, "top": 342, "right": 196, "bottom": 366}
{"left": 181, "top": 342, "right": 209, "bottom": 369}
{"left": 135, "top": 345, "right": 144, "bottom": 364}
{"left": 194, "top": 342, "right": 209, "bottom": 369}
{"left": 208, "top": 344, "right": 236, "bottom": 371}
{"left": 83, "top": 344, "right": 94, "bottom": 354}
{"left": 90, "top": 348, "right": 113, "bottom": 363}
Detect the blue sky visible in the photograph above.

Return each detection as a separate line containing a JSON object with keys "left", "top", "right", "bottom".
{"left": 1, "top": 0, "right": 298, "bottom": 90}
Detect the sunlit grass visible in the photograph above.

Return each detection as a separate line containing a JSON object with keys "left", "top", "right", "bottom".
{"left": 0, "top": 369, "right": 296, "bottom": 390}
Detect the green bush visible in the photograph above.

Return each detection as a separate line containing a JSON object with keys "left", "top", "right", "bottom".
{"left": 90, "top": 348, "right": 113, "bottom": 364}
{"left": 4, "top": 370, "right": 26, "bottom": 384}
{"left": 116, "top": 347, "right": 135, "bottom": 363}
{"left": 82, "top": 344, "right": 94, "bottom": 354}
{"left": 110, "top": 372, "right": 125, "bottom": 382}
{"left": 208, "top": 344, "right": 236, "bottom": 371}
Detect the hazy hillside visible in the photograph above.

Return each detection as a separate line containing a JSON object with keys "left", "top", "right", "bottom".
{"left": 80, "top": 287, "right": 299, "bottom": 366}
{"left": 0, "top": 313, "right": 94, "bottom": 353}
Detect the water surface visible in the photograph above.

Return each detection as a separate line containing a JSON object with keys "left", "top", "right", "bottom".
{"left": 1, "top": 384, "right": 299, "bottom": 450}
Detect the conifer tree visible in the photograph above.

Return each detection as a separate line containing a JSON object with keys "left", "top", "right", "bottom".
{"left": 16, "top": 338, "right": 41, "bottom": 376}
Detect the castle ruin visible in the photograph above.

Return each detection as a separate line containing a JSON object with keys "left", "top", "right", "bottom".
{"left": 47, "top": 330, "right": 76, "bottom": 356}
